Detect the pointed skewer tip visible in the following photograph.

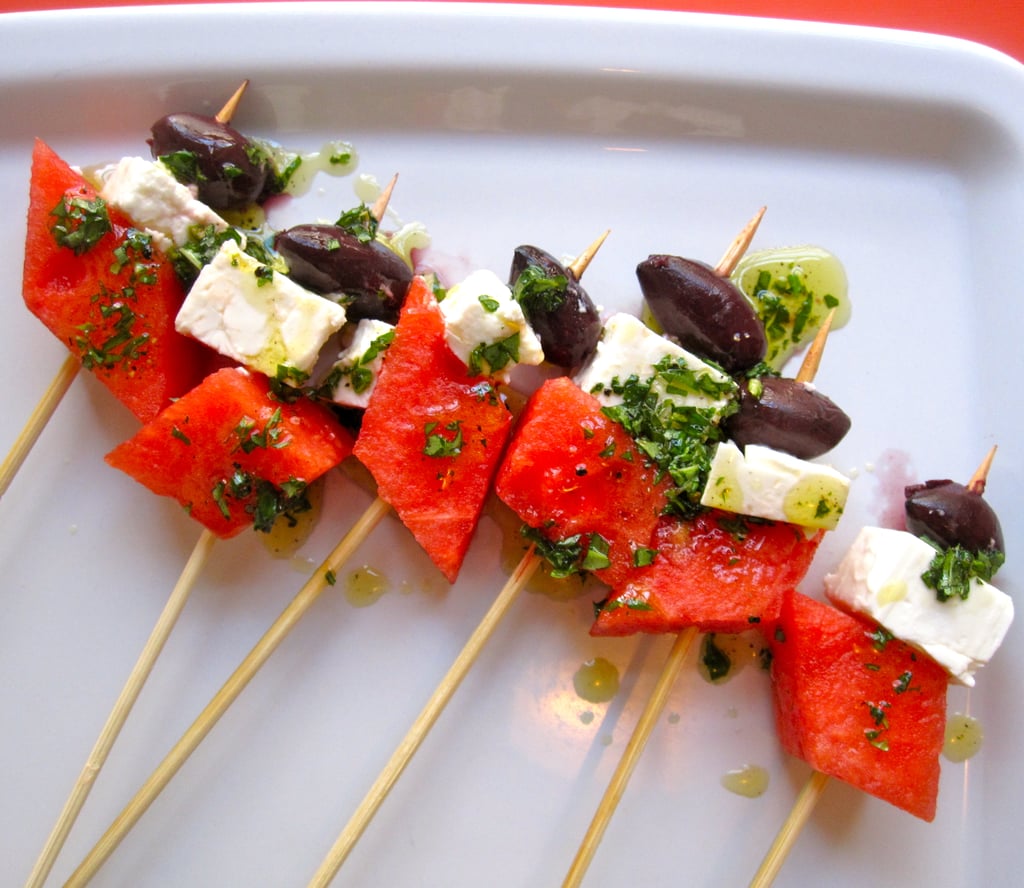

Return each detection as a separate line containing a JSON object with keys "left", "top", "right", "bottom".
{"left": 967, "top": 444, "right": 998, "bottom": 494}
{"left": 794, "top": 308, "right": 836, "bottom": 385}
{"left": 214, "top": 79, "right": 250, "bottom": 125}
{"left": 370, "top": 173, "right": 399, "bottom": 224}
{"left": 568, "top": 228, "right": 611, "bottom": 280}
{"left": 714, "top": 205, "right": 767, "bottom": 277}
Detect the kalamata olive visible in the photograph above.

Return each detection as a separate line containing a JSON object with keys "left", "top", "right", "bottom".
{"left": 509, "top": 245, "right": 601, "bottom": 370}
{"left": 905, "top": 480, "right": 1005, "bottom": 554}
{"left": 274, "top": 224, "right": 412, "bottom": 324}
{"left": 149, "top": 112, "right": 269, "bottom": 211}
{"left": 722, "top": 376, "right": 851, "bottom": 459}
{"left": 637, "top": 255, "right": 767, "bottom": 373}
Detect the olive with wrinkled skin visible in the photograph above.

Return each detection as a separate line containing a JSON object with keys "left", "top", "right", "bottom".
{"left": 509, "top": 245, "right": 601, "bottom": 370}
{"left": 149, "top": 112, "right": 269, "bottom": 211}
{"left": 274, "top": 224, "right": 412, "bottom": 324}
{"left": 722, "top": 376, "right": 851, "bottom": 459}
{"left": 905, "top": 480, "right": 1005, "bottom": 554}
{"left": 637, "top": 255, "right": 767, "bottom": 373}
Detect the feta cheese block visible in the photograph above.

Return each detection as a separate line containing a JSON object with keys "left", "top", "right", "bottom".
{"left": 97, "top": 156, "right": 227, "bottom": 251}
{"left": 176, "top": 240, "right": 347, "bottom": 381}
{"left": 326, "top": 318, "right": 395, "bottom": 408}
{"left": 701, "top": 440, "right": 850, "bottom": 530}
{"left": 825, "top": 525, "right": 1014, "bottom": 686}
{"left": 574, "top": 312, "right": 735, "bottom": 415}
{"left": 438, "top": 269, "right": 543, "bottom": 379}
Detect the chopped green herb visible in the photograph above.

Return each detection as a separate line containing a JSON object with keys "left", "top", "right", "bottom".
{"left": 335, "top": 203, "right": 378, "bottom": 244}
{"left": 423, "top": 420, "right": 464, "bottom": 458}
{"left": 478, "top": 295, "right": 500, "bottom": 313}
{"left": 512, "top": 264, "right": 568, "bottom": 313}
{"left": 701, "top": 634, "right": 732, "bottom": 682}
{"left": 50, "top": 194, "right": 111, "bottom": 255}
{"left": 325, "top": 569, "right": 337, "bottom": 586}
{"left": 866, "top": 625, "right": 893, "bottom": 653}
{"left": 170, "top": 425, "right": 191, "bottom": 445}
{"left": 158, "top": 150, "right": 206, "bottom": 185}
{"left": 633, "top": 547, "right": 658, "bottom": 568}
{"left": 580, "top": 534, "right": 611, "bottom": 571}
{"left": 920, "top": 541, "right": 1005, "bottom": 602}
{"left": 468, "top": 333, "right": 520, "bottom": 376}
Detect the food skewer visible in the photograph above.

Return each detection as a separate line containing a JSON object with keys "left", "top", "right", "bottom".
{"left": 562, "top": 209, "right": 819, "bottom": 888}
{"left": 302, "top": 234, "right": 610, "bottom": 886}
{"left": 3, "top": 83, "right": 251, "bottom": 504}
{"left": 748, "top": 444, "right": 1004, "bottom": 888}
{"left": 20, "top": 83, "right": 279, "bottom": 888}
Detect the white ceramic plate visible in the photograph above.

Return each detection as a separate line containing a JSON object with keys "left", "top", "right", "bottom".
{"left": 1, "top": 3, "right": 1021, "bottom": 886}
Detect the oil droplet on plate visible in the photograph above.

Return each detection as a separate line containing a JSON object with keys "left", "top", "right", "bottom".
{"left": 344, "top": 565, "right": 389, "bottom": 608}
{"left": 943, "top": 712, "right": 983, "bottom": 762}
{"left": 579, "top": 710, "right": 595, "bottom": 725}
{"left": 721, "top": 764, "right": 769, "bottom": 798}
{"left": 573, "top": 657, "right": 620, "bottom": 704}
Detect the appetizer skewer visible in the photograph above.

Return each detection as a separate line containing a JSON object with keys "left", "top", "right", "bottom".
{"left": 304, "top": 237, "right": 609, "bottom": 886}
{"left": 562, "top": 304, "right": 838, "bottom": 888}
{"left": 4, "top": 84, "right": 248, "bottom": 504}
{"left": 20, "top": 89, "right": 387, "bottom": 886}
{"left": 750, "top": 446, "right": 1009, "bottom": 887}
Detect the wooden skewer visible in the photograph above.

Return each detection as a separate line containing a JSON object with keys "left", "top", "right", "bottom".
{"left": 748, "top": 445, "right": 998, "bottom": 887}
{"left": 307, "top": 548, "right": 541, "bottom": 887}
{"left": 562, "top": 627, "right": 698, "bottom": 888}
{"left": 794, "top": 309, "right": 836, "bottom": 385}
{"left": 370, "top": 173, "right": 398, "bottom": 223}
{"left": 214, "top": 79, "right": 249, "bottom": 124}
{"left": 968, "top": 444, "right": 997, "bottom": 494}
{"left": 305, "top": 232, "right": 612, "bottom": 884}
{"left": 559, "top": 211, "right": 770, "bottom": 886}
{"left": 569, "top": 229, "right": 611, "bottom": 279}
{"left": 64, "top": 497, "right": 391, "bottom": 887}
{"left": 715, "top": 206, "right": 766, "bottom": 277}
{"left": 23, "top": 529, "right": 217, "bottom": 888}
{"left": 748, "top": 770, "right": 830, "bottom": 888}
{"left": 0, "top": 354, "right": 79, "bottom": 500}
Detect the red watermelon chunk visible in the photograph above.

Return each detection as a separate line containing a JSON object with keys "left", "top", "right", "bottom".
{"left": 494, "top": 376, "right": 672, "bottom": 589}
{"left": 353, "top": 277, "right": 513, "bottom": 582}
{"left": 105, "top": 367, "right": 354, "bottom": 538}
{"left": 22, "top": 139, "right": 207, "bottom": 423}
{"left": 591, "top": 511, "right": 823, "bottom": 636}
{"left": 768, "top": 588, "right": 948, "bottom": 821}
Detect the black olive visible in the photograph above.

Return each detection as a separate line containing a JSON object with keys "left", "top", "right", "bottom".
{"left": 149, "top": 112, "right": 269, "bottom": 211}
{"left": 274, "top": 224, "right": 412, "bottom": 324}
{"left": 905, "top": 480, "right": 1005, "bottom": 554}
{"left": 509, "top": 245, "right": 601, "bottom": 370}
{"left": 636, "top": 255, "right": 767, "bottom": 373}
{"left": 722, "top": 376, "right": 851, "bottom": 459}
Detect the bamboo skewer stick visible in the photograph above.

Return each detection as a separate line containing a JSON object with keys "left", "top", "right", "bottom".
{"left": 715, "top": 206, "right": 766, "bottom": 277}
{"left": 748, "top": 769, "right": 830, "bottom": 888}
{"left": 65, "top": 496, "right": 391, "bottom": 887}
{"left": 307, "top": 548, "right": 541, "bottom": 888}
{"left": 214, "top": 79, "right": 249, "bottom": 125}
{"left": 748, "top": 446, "right": 999, "bottom": 887}
{"left": 0, "top": 354, "right": 79, "bottom": 499}
{"left": 304, "top": 231, "right": 610, "bottom": 885}
{"left": 559, "top": 211, "right": 770, "bottom": 887}
{"left": 562, "top": 627, "right": 698, "bottom": 888}
{"left": 23, "top": 529, "right": 217, "bottom": 888}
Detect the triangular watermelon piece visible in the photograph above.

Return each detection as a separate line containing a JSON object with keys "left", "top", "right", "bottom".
{"left": 353, "top": 277, "right": 513, "bottom": 582}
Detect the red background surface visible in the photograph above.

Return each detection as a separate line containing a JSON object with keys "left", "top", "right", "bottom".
{"left": 1, "top": 0, "right": 1024, "bottom": 65}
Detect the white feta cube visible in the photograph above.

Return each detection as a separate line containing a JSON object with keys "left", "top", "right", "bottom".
{"left": 573, "top": 312, "right": 734, "bottom": 415}
{"left": 825, "top": 525, "right": 1014, "bottom": 686}
{"left": 701, "top": 440, "right": 850, "bottom": 530}
{"left": 439, "top": 269, "right": 544, "bottom": 379}
{"left": 327, "top": 318, "right": 395, "bottom": 409}
{"left": 97, "top": 156, "right": 227, "bottom": 251}
{"left": 176, "top": 240, "right": 346, "bottom": 381}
